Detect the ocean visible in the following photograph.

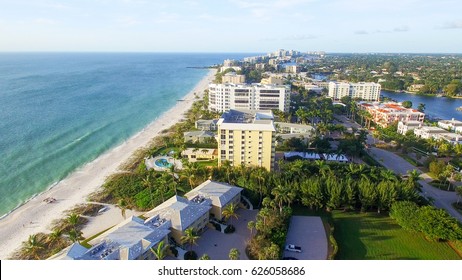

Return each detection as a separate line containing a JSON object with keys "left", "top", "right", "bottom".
{"left": 0, "top": 52, "right": 254, "bottom": 218}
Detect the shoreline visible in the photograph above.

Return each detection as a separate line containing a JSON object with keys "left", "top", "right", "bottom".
{"left": 0, "top": 68, "right": 216, "bottom": 259}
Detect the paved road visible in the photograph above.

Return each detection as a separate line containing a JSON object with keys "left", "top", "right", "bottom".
{"left": 368, "top": 147, "right": 462, "bottom": 223}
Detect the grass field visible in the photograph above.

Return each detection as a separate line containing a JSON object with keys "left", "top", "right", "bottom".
{"left": 293, "top": 207, "right": 461, "bottom": 260}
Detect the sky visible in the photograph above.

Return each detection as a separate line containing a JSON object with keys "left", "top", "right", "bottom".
{"left": 0, "top": 0, "right": 461, "bottom": 53}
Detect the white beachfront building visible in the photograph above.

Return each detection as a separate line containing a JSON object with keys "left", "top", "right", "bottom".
{"left": 413, "top": 126, "right": 447, "bottom": 139}
{"left": 438, "top": 118, "right": 462, "bottom": 133}
{"left": 208, "top": 83, "right": 290, "bottom": 113}
{"left": 328, "top": 82, "right": 381, "bottom": 101}
{"left": 397, "top": 120, "right": 422, "bottom": 135}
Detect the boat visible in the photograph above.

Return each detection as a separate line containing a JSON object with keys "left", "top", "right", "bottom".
{"left": 457, "top": 106, "right": 462, "bottom": 111}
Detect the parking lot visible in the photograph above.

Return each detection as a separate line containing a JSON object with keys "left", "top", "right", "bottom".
{"left": 194, "top": 209, "right": 257, "bottom": 260}
{"left": 283, "top": 216, "right": 328, "bottom": 260}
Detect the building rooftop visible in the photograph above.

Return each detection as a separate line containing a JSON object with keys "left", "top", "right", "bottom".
{"left": 438, "top": 119, "right": 462, "bottom": 126}
{"left": 184, "top": 180, "right": 243, "bottom": 208}
{"left": 145, "top": 196, "right": 211, "bottom": 232}
{"left": 182, "top": 148, "right": 217, "bottom": 156}
{"left": 284, "top": 152, "right": 321, "bottom": 160}
{"left": 400, "top": 120, "right": 422, "bottom": 126}
{"left": 49, "top": 216, "right": 170, "bottom": 260}
{"left": 360, "top": 102, "right": 425, "bottom": 115}
{"left": 275, "top": 122, "right": 314, "bottom": 130}
{"left": 416, "top": 126, "right": 447, "bottom": 133}
{"left": 217, "top": 109, "right": 275, "bottom": 131}
{"left": 183, "top": 131, "right": 215, "bottom": 138}
{"left": 47, "top": 243, "right": 88, "bottom": 260}
{"left": 196, "top": 119, "right": 218, "bottom": 125}
{"left": 323, "top": 154, "right": 349, "bottom": 162}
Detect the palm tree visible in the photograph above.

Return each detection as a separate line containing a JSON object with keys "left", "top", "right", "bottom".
{"left": 380, "top": 169, "right": 398, "bottom": 182}
{"left": 247, "top": 220, "right": 256, "bottom": 235}
{"left": 67, "top": 213, "right": 80, "bottom": 232}
{"left": 222, "top": 203, "right": 239, "bottom": 226}
{"left": 454, "top": 143, "right": 462, "bottom": 158}
{"left": 150, "top": 240, "right": 168, "bottom": 260}
{"left": 117, "top": 199, "right": 127, "bottom": 219}
{"left": 229, "top": 248, "right": 240, "bottom": 260}
{"left": 199, "top": 254, "right": 211, "bottom": 260}
{"left": 406, "top": 169, "right": 421, "bottom": 188}
{"left": 456, "top": 186, "right": 462, "bottom": 204}
{"left": 46, "top": 228, "right": 64, "bottom": 247}
{"left": 68, "top": 229, "right": 83, "bottom": 243}
{"left": 24, "top": 234, "right": 44, "bottom": 259}
{"left": 271, "top": 183, "right": 295, "bottom": 213}
{"left": 142, "top": 174, "right": 154, "bottom": 207}
{"left": 181, "top": 228, "right": 200, "bottom": 252}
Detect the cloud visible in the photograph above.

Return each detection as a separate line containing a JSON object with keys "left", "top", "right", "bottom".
{"left": 355, "top": 26, "right": 408, "bottom": 35}
{"left": 354, "top": 30, "right": 368, "bottom": 35}
{"left": 228, "top": 0, "right": 317, "bottom": 19}
{"left": 117, "top": 16, "right": 141, "bottom": 26}
{"left": 438, "top": 21, "right": 462, "bottom": 29}
{"left": 284, "top": 34, "right": 317, "bottom": 40}
{"left": 35, "top": 18, "right": 57, "bottom": 25}
{"left": 393, "top": 26, "right": 409, "bottom": 32}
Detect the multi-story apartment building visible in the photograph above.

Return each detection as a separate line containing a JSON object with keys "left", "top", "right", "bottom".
{"left": 397, "top": 120, "right": 422, "bottom": 135}
{"left": 50, "top": 180, "right": 244, "bottom": 260}
{"left": 222, "top": 72, "right": 246, "bottom": 84}
{"left": 217, "top": 109, "right": 276, "bottom": 171}
{"left": 328, "top": 82, "right": 381, "bottom": 101}
{"left": 359, "top": 102, "right": 425, "bottom": 128}
{"left": 438, "top": 118, "right": 462, "bottom": 133}
{"left": 208, "top": 83, "right": 290, "bottom": 113}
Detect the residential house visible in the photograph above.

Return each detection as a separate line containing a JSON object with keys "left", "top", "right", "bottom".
{"left": 49, "top": 216, "right": 170, "bottom": 260}
{"left": 145, "top": 196, "right": 211, "bottom": 244}
{"left": 184, "top": 180, "right": 243, "bottom": 220}
{"left": 195, "top": 119, "right": 218, "bottom": 131}
{"left": 183, "top": 131, "right": 215, "bottom": 144}
{"left": 181, "top": 148, "right": 217, "bottom": 162}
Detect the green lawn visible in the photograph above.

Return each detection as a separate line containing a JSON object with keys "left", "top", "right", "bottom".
{"left": 195, "top": 159, "right": 218, "bottom": 168}
{"left": 333, "top": 211, "right": 460, "bottom": 260}
{"left": 292, "top": 206, "right": 461, "bottom": 260}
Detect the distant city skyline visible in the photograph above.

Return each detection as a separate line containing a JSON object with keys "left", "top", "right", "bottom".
{"left": 1, "top": 0, "right": 461, "bottom": 53}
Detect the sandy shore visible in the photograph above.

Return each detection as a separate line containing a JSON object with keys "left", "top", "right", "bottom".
{"left": 0, "top": 69, "right": 216, "bottom": 259}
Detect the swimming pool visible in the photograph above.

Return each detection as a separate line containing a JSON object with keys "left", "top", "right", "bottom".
{"left": 155, "top": 158, "right": 173, "bottom": 168}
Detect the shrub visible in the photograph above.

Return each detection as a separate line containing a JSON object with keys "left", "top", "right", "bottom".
{"left": 184, "top": 251, "right": 198, "bottom": 260}
{"left": 390, "top": 201, "right": 421, "bottom": 232}
{"left": 224, "top": 225, "right": 235, "bottom": 234}
{"left": 169, "top": 246, "right": 178, "bottom": 257}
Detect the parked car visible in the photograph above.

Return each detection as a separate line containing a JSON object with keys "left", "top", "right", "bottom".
{"left": 285, "top": 244, "right": 302, "bottom": 253}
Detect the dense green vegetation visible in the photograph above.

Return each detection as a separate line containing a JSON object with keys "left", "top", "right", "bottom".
{"left": 314, "top": 54, "right": 462, "bottom": 96}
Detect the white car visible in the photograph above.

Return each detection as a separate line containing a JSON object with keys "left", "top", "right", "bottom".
{"left": 285, "top": 244, "right": 302, "bottom": 253}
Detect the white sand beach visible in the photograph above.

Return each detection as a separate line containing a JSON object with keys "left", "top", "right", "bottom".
{"left": 0, "top": 69, "right": 216, "bottom": 259}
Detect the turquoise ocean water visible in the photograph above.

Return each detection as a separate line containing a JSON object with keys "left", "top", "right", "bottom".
{"left": 0, "top": 53, "right": 253, "bottom": 218}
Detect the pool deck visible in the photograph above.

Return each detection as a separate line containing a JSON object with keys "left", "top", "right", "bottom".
{"left": 145, "top": 156, "right": 183, "bottom": 171}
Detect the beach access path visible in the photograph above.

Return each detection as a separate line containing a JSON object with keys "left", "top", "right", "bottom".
{"left": 0, "top": 69, "right": 216, "bottom": 259}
